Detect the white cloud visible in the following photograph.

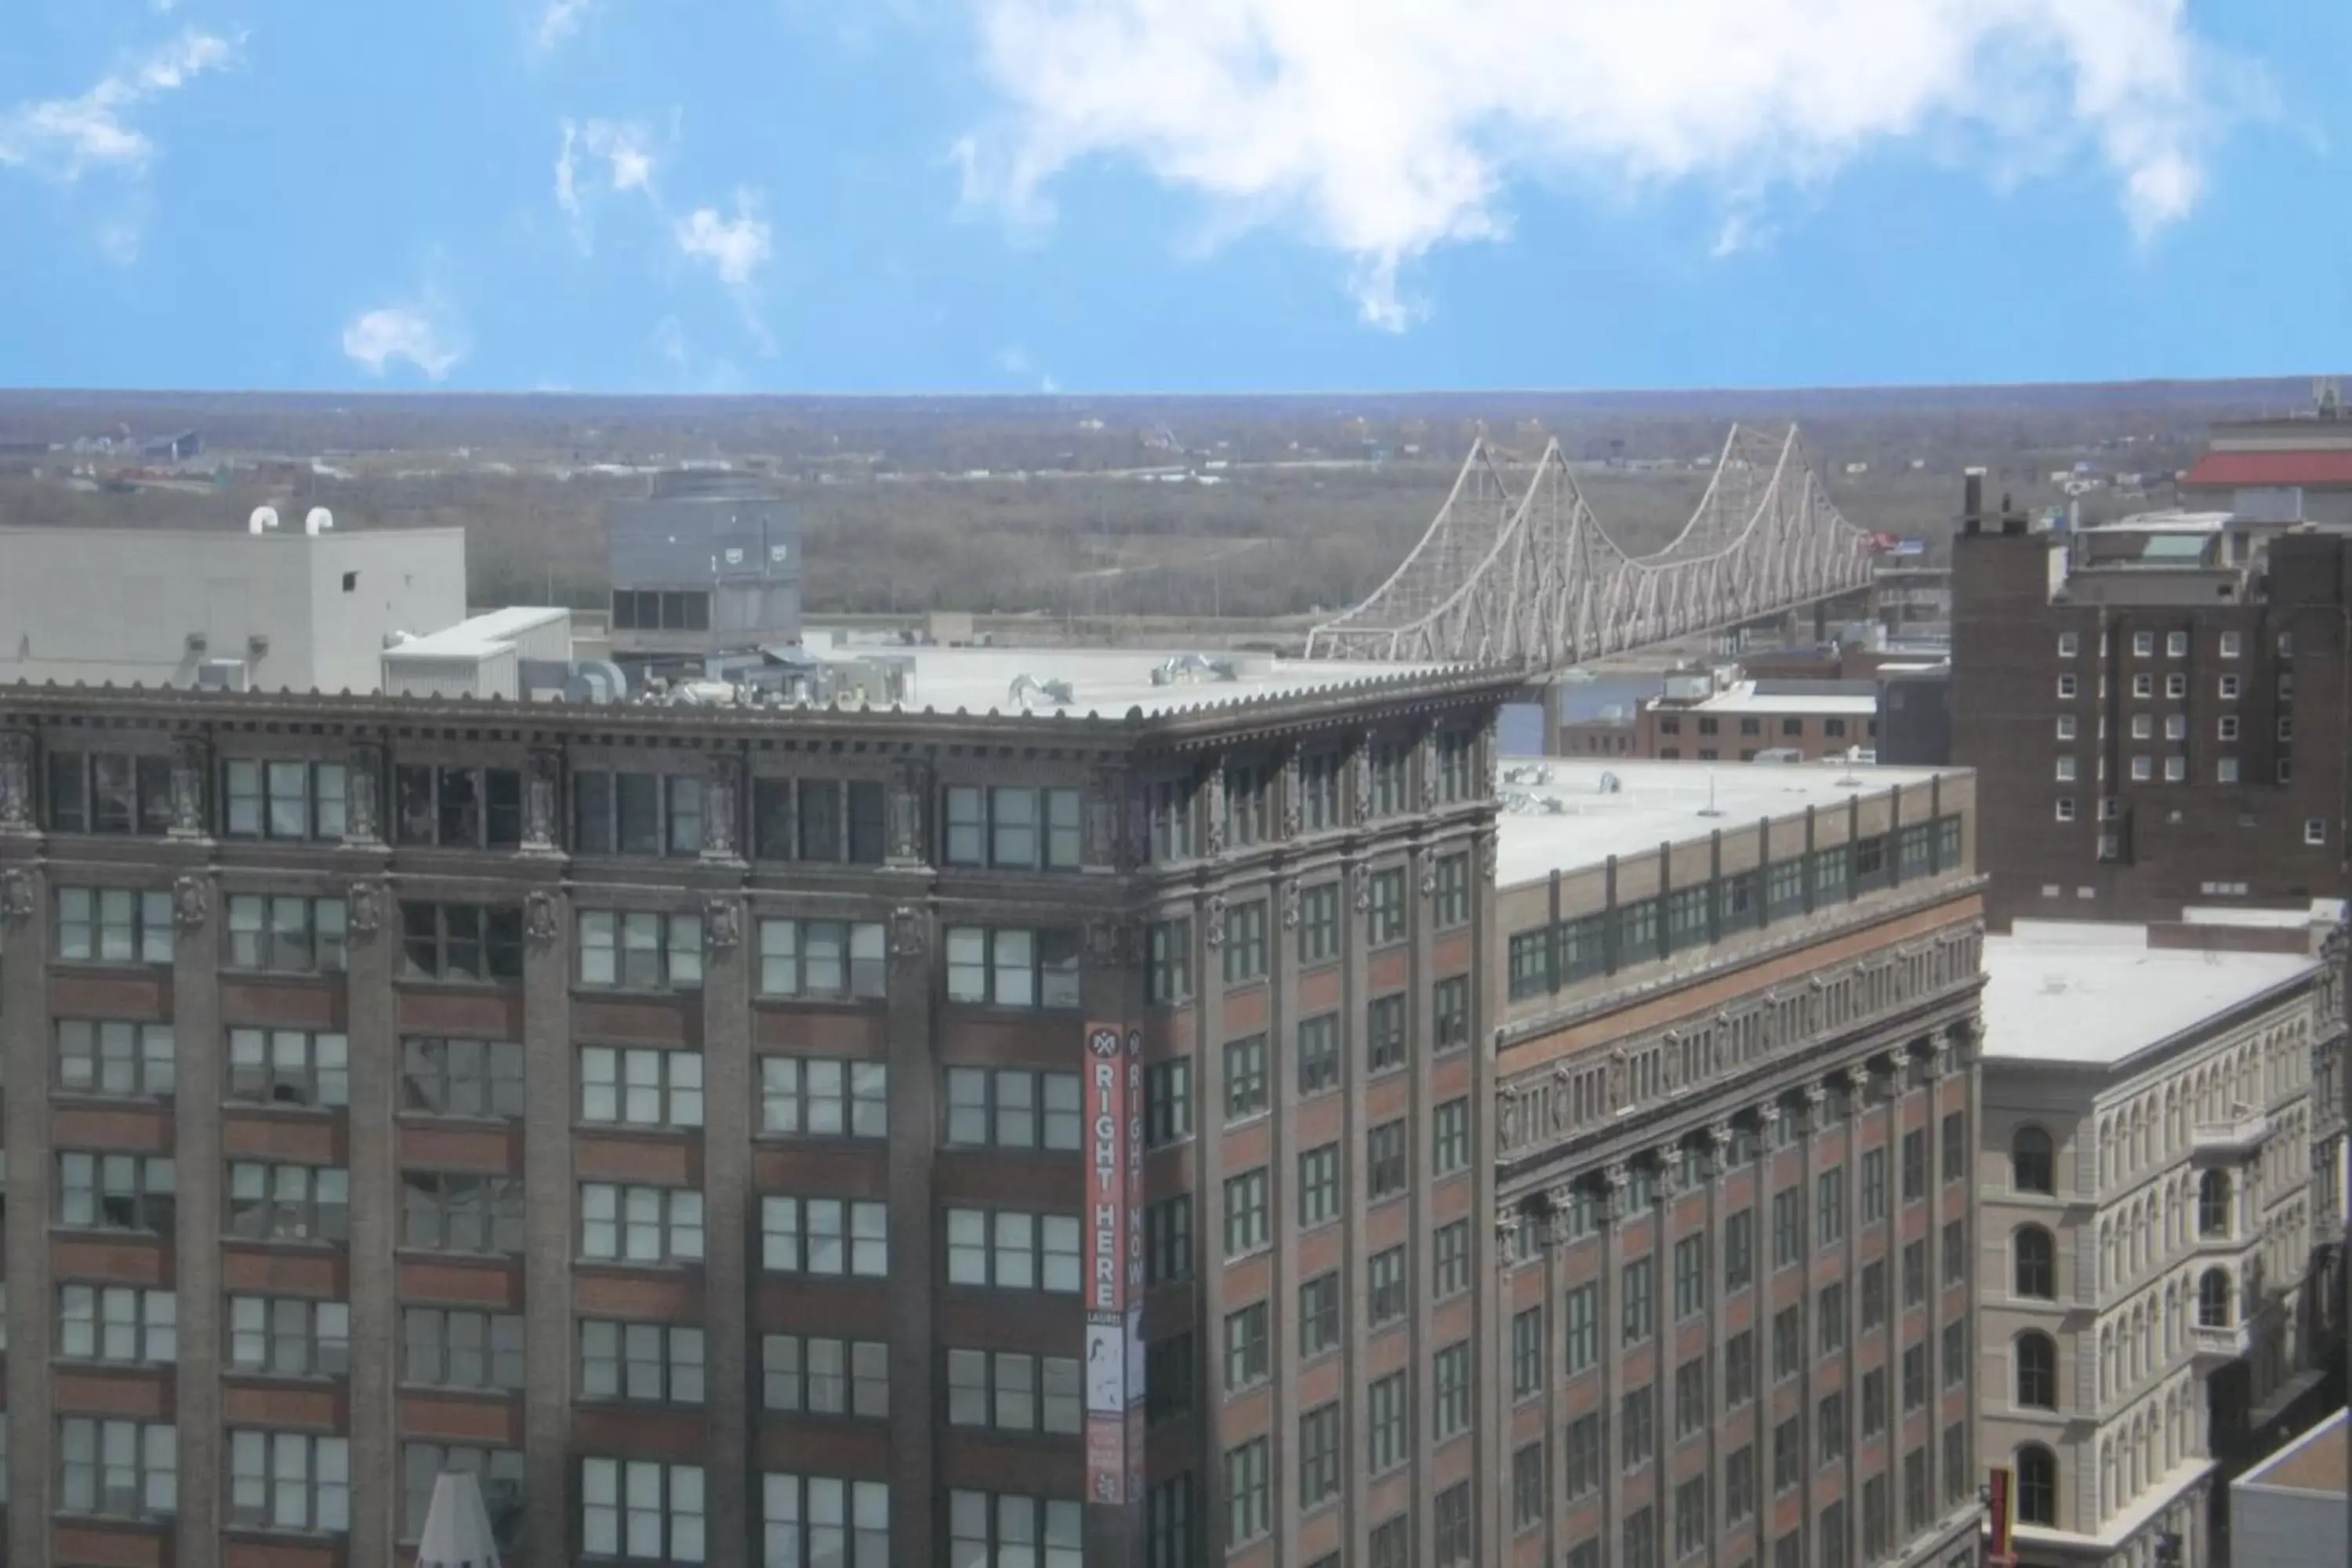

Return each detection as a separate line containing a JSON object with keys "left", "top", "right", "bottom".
{"left": 586, "top": 119, "right": 656, "bottom": 194}
{"left": 673, "top": 194, "right": 772, "bottom": 287}
{"left": 959, "top": 0, "right": 2250, "bottom": 328}
{"left": 0, "top": 28, "right": 238, "bottom": 180}
{"left": 536, "top": 0, "right": 597, "bottom": 51}
{"left": 555, "top": 117, "right": 661, "bottom": 250}
{"left": 342, "top": 303, "right": 467, "bottom": 381}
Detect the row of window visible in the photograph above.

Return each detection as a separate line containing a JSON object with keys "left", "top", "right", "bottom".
{"left": 2053, "top": 669, "right": 2278, "bottom": 703}
{"left": 1508, "top": 817, "right": 1962, "bottom": 1000}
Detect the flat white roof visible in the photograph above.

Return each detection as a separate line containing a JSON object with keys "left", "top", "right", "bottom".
{"left": 1494, "top": 755, "right": 1948, "bottom": 885}
{"left": 1981, "top": 921, "right": 2317, "bottom": 1066}
{"left": 2092, "top": 510, "right": 2234, "bottom": 533}
{"left": 822, "top": 644, "right": 1462, "bottom": 720}
{"left": 2180, "top": 898, "right": 2347, "bottom": 928}
{"left": 387, "top": 606, "right": 569, "bottom": 659}
{"left": 1680, "top": 681, "right": 1877, "bottom": 716}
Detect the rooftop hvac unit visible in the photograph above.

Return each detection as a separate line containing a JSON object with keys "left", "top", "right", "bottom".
{"left": 196, "top": 659, "right": 249, "bottom": 692}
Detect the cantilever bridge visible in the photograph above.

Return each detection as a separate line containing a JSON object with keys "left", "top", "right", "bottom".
{"left": 1305, "top": 425, "right": 1875, "bottom": 671}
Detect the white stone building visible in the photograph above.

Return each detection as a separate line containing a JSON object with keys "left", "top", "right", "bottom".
{"left": 1975, "top": 913, "right": 2347, "bottom": 1567}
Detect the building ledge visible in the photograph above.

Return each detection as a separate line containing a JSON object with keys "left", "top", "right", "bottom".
{"left": 2191, "top": 1111, "right": 2270, "bottom": 1160}
{"left": 2012, "top": 1457, "right": 2216, "bottom": 1553}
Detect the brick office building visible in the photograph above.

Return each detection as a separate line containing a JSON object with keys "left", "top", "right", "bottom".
{"left": 0, "top": 649, "right": 1521, "bottom": 1568}
{"left": 1951, "top": 487, "right": 2352, "bottom": 931}
{"left": 1491, "top": 758, "right": 1987, "bottom": 1568}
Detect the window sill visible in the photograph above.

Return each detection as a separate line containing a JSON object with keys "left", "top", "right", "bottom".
{"left": 50, "top": 1512, "right": 171, "bottom": 1532}
{"left": 392, "top": 1247, "right": 527, "bottom": 1266}
{"left": 50, "top": 1091, "right": 175, "bottom": 1110}
{"left": 575, "top": 1121, "right": 702, "bottom": 1142}
{"left": 751, "top": 993, "right": 887, "bottom": 1009}
{"left": 575, "top": 1257, "right": 706, "bottom": 1276}
{"left": 221, "top": 1100, "right": 343, "bottom": 1121}
{"left": 226, "top": 1369, "right": 347, "bottom": 1388}
{"left": 221, "top": 1236, "right": 347, "bottom": 1254}
{"left": 576, "top": 1396, "right": 707, "bottom": 1413}
{"left": 575, "top": 985, "right": 705, "bottom": 1002}
{"left": 396, "top": 977, "right": 525, "bottom": 993}
{"left": 220, "top": 967, "right": 346, "bottom": 984}
{"left": 397, "top": 1111, "right": 524, "bottom": 1130}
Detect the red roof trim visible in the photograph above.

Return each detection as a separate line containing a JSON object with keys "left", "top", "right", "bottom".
{"left": 2181, "top": 451, "right": 2352, "bottom": 488}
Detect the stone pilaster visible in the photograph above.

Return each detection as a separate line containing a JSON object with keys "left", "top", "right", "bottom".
{"left": 700, "top": 894, "right": 753, "bottom": 1562}
{"left": 3, "top": 858, "right": 53, "bottom": 1568}
{"left": 0, "top": 729, "right": 34, "bottom": 833}
{"left": 521, "top": 886, "right": 576, "bottom": 1568}
{"left": 344, "top": 874, "right": 401, "bottom": 1567}
{"left": 885, "top": 902, "right": 939, "bottom": 1567}
{"left": 172, "top": 869, "right": 224, "bottom": 1568}
{"left": 521, "top": 749, "right": 561, "bottom": 854}
{"left": 343, "top": 738, "right": 385, "bottom": 847}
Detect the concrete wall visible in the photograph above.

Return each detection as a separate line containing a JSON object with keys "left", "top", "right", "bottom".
{"left": 2233, "top": 1481, "right": 2347, "bottom": 1568}
{"left": 0, "top": 528, "right": 465, "bottom": 692}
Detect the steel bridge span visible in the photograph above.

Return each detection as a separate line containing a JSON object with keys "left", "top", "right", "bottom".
{"left": 1304, "top": 424, "right": 1875, "bottom": 673}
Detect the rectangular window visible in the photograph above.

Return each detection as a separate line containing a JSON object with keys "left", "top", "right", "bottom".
{"left": 1223, "top": 1032, "right": 1269, "bottom": 1121}
{"left": 1726, "top": 1330, "right": 1755, "bottom": 1407}
{"left": 228, "top": 1430, "right": 350, "bottom": 1534}
{"left": 946, "top": 1348, "right": 1081, "bottom": 1433}
{"left": 1432, "top": 1219, "right": 1472, "bottom": 1298}
{"left": 1367, "top": 1120, "right": 1407, "bottom": 1200}
{"left": 1145, "top": 1334, "right": 1193, "bottom": 1426}
{"left": 1145, "top": 1197, "right": 1192, "bottom": 1287}
{"left": 1773, "top": 1306, "right": 1802, "bottom": 1381}
{"left": 1143, "top": 1060, "right": 1192, "bottom": 1146}
{"left": 223, "top": 1026, "right": 346, "bottom": 1109}
{"left": 768, "top": 1197, "right": 894, "bottom": 1279}
{"left": 1433, "top": 851, "right": 1471, "bottom": 928}
{"left": 1147, "top": 917, "right": 1192, "bottom": 1004}
{"left": 1434, "top": 972, "right": 1472, "bottom": 1054}
{"left": 1622, "top": 1383, "right": 1655, "bottom": 1468}
{"left": 56, "top": 1018, "right": 176, "bottom": 1099}
{"left": 1367, "top": 991, "right": 1407, "bottom": 1073}
{"left": 1904, "top": 1240, "right": 1927, "bottom": 1307}
{"left": 55, "top": 886, "right": 174, "bottom": 965}
{"left": 1726, "top": 1210, "right": 1755, "bottom": 1290}
{"left": 1300, "top": 1403, "right": 1342, "bottom": 1507}
{"left": 1432, "top": 1097, "right": 1470, "bottom": 1175}
{"left": 1295, "top": 1012, "right": 1340, "bottom": 1096}
{"left": 1675, "top": 1475, "right": 1711, "bottom": 1559}
{"left": 1675, "top": 1354, "right": 1710, "bottom": 1437}
{"left": 764, "top": 1474, "right": 889, "bottom": 1567}
{"left": 940, "top": 784, "right": 1083, "bottom": 869}
{"left": 1222, "top": 1301, "right": 1269, "bottom": 1392}
{"left": 753, "top": 918, "right": 887, "bottom": 1000}
{"left": 223, "top": 758, "right": 349, "bottom": 841}
{"left": 759, "top": 1056, "right": 886, "bottom": 1139}
{"left": 581, "top": 1457, "right": 704, "bottom": 1563}
{"left": 1726, "top": 1443, "right": 1757, "bottom": 1525}
{"left": 943, "top": 925, "right": 1080, "bottom": 1008}
{"left": 578, "top": 909, "right": 708, "bottom": 990}
{"left": 764, "top": 1334, "right": 890, "bottom": 1418}
{"left": 401, "top": 1037, "right": 526, "bottom": 1119}
{"left": 1299, "top": 1272, "right": 1341, "bottom": 1358}
{"left": 1675, "top": 1235, "right": 1708, "bottom": 1319}
{"left": 1299, "top": 751, "right": 1341, "bottom": 830}
{"left": 1370, "top": 1244, "right": 1407, "bottom": 1324}
{"left": 1221, "top": 900, "right": 1269, "bottom": 985}
{"left": 1860, "top": 1368, "right": 1886, "bottom": 1437}
{"left": 579, "top": 1181, "right": 703, "bottom": 1265}
{"left": 1295, "top": 881, "right": 1340, "bottom": 964}
{"left": 1903, "top": 1344, "right": 1928, "bottom": 1410}
{"left": 1297, "top": 1144, "right": 1340, "bottom": 1229}
{"left": 226, "top": 893, "right": 348, "bottom": 974}
{"left": 1860, "top": 1148, "right": 1886, "bottom": 1222}
{"left": 1773, "top": 1417, "right": 1802, "bottom": 1491}
{"left": 1224, "top": 1438, "right": 1271, "bottom": 1542}
{"left": 1367, "top": 866, "right": 1406, "bottom": 944}
{"left": 226, "top": 1161, "right": 348, "bottom": 1243}
{"left": 1861, "top": 1261, "right": 1887, "bottom": 1331}
{"left": 1622, "top": 1257, "right": 1654, "bottom": 1344}
{"left": 1942, "top": 1111, "right": 1965, "bottom": 1181}
{"left": 394, "top": 764, "right": 524, "bottom": 850}
{"left": 1944, "top": 1320, "right": 1969, "bottom": 1388}
{"left": 1566, "top": 1412, "right": 1603, "bottom": 1500}
{"left": 1773, "top": 1186, "right": 1803, "bottom": 1266}
{"left": 404, "top": 1306, "right": 525, "bottom": 1390}
{"left": 1512, "top": 1306, "right": 1546, "bottom": 1398}
{"left": 1223, "top": 1168, "right": 1269, "bottom": 1257}
{"left": 60, "top": 1285, "right": 177, "bottom": 1365}
{"left": 750, "top": 776, "right": 887, "bottom": 865}
{"left": 1564, "top": 1283, "right": 1599, "bottom": 1374}
{"left": 401, "top": 1173, "right": 526, "bottom": 1254}
{"left": 942, "top": 1066, "right": 1083, "bottom": 1151}
{"left": 580, "top": 1046, "right": 704, "bottom": 1128}
{"left": 1819, "top": 1283, "right": 1846, "bottom": 1353}
{"left": 1818, "top": 1391, "right": 1846, "bottom": 1463}
{"left": 1943, "top": 1220, "right": 1965, "bottom": 1287}
{"left": 1367, "top": 1372, "right": 1410, "bottom": 1472}
{"left": 1436, "top": 1479, "right": 1474, "bottom": 1565}
{"left": 398, "top": 902, "right": 524, "bottom": 983}
{"left": 1817, "top": 1167, "right": 1845, "bottom": 1247}
{"left": 579, "top": 1319, "right": 704, "bottom": 1406}
{"left": 568, "top": 768, "right": 699, "bottom": 858}
{"left": 1434, "top": 1339, "right": 1472, "bottom": 1436}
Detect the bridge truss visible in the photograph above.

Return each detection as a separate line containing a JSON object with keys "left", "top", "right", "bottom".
{"left": 1304, "top": 425, "right": 1875, "bottom": 670}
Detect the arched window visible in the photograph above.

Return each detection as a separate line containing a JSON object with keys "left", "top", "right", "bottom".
{"left": 2016, "top": 1332, "right": 2058, "bottom": 1409}
{"left": 2198, "top": 1170, "right": 2231, "bottom": 1238}
{"left": 2013, "top": 1127, "right": 2055, "bottom": 1194}
{"left": 2018, "top": 1444, "right": 2059, "bottom": 1527}
{"left": 2016, "top": 1225, "right": 2056, "bottom": 1298}
{"left": 2198, "top": 1269, "right": 2231, "bottom": 1328}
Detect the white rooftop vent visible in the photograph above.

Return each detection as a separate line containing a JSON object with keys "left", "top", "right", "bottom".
{"left": 303, "top": 506, "right": 335, "bottom": 536}
{"left": 248, "top": 506, "right": 278, "bottom": 535}
{"left": 415, "top": 1471, "right": 503, "bottom": 1568}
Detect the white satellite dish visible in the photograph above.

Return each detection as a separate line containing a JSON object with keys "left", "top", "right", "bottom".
{"left": 304, "top": 506, "right": 335, "bottom": 536}
{"left": 248, "top": 506, "right": 280, "bottom": 535}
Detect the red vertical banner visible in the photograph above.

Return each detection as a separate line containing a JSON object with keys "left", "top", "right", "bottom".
{"left": 1083, "top": 1022, "right": 1133, "bottom": 1507}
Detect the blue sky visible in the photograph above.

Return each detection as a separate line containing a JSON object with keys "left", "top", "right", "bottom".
{"left": 0, "top": 0, "right": 2344, "bottom": 394}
